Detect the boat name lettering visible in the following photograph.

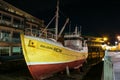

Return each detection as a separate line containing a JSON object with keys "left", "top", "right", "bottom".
{"left": 40, "top": 45, "right": 62, "bottom": 53}
{"left": 40, "top": 45, "right": 53, "bottom": 49}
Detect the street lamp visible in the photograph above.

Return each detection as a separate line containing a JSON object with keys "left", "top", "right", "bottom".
{"left": 117, "top": 36, "right": 120, "bottom": 41}
{"left": 115, "top": 41, "right": 118, "bottom": 46}
{"left": 117, "top": 36, "right": 120, "bottom": 50}
{"left": 103, "top": 37, "right": 108, "bottom": 42}
{"left": 103, "top": 37, "right": 108, "bottom": 45}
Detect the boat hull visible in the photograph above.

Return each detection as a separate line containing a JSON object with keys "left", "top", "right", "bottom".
{"left": 28, "top": 59, "right": 85, "bottom": 79}
{"left": 20, "top": 34, "right": 88, "bottom": 80}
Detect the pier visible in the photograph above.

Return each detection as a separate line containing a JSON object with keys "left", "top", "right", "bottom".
{"left": 102, "top": 50, "right": 120, "bottom": 80}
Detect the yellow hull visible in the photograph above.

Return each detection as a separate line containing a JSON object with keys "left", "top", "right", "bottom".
{"left": 20, "top": 33, "right": 88, "bottom": 79}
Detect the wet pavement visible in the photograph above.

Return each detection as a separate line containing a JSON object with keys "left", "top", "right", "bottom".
{"left": 83, "top": 61, "right": 103, "bottom": 80}
{"left": 44, "top": 61, "right": 103, "bottom": 80}
{"left": 0, "top": 58, "right": 103, "bottom": 80}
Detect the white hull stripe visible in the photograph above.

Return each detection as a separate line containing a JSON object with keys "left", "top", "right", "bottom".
{"left": 26, "top": 59, "right": 85, "bottom": 65}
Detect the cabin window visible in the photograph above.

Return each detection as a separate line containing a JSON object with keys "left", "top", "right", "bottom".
{"left": 64, "top": 39, "right": 82, "bottom": 50}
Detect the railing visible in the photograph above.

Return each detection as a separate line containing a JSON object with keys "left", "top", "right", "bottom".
{"left": 25, "top": 28, "right": 55, "bottom": 39}
{"left": 103, "top": 50, "right": 114, "bottom": 80}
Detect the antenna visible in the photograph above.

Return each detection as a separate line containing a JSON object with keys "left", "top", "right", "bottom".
{"left": 80, "top": 25, "right": 82, "bottom": 35}
{"left": 69, "top": 21, "right": 71, "bottom": 35}
{"left": 74, "top": 25, "right": 78, "bottom": 35}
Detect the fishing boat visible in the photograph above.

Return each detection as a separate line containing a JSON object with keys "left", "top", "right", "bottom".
{"left": 20, "top": 1, "right": 88, "bottom": 80}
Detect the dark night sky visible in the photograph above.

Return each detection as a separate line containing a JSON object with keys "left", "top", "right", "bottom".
{"left": 4, "top": 0, "right": 120, "bottom": 43}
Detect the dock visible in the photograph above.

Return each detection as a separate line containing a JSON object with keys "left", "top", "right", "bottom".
{"left": 102, "top": 50, "right": 120, "bottom": 80}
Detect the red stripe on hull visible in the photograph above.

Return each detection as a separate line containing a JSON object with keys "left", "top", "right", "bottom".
{"left": 28, "top": 59, "right": 85, "bottom": 80}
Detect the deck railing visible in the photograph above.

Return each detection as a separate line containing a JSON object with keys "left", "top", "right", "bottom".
{"left": 25, "top": 28, "right": 55, "bottom": 39}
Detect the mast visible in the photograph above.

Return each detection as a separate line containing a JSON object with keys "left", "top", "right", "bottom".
{"left": 55, "top": 0, "right": 59, "bottom": 40}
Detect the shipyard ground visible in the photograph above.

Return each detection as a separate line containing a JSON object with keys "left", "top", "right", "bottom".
{"left": 0, "top": 58, "right": 103, "bottom": 80}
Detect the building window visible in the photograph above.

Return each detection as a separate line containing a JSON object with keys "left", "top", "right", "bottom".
{"left": 0, "top": 13, "right": 1, "bottom": 19}
{"left": 25, "top": 23, "right": 30, "bottom": 29}
{"left": 12, "top": 47, "right": 22, "bottom": 55}
{"left": 13, "top": 18, "right": 21, "bottom": 28}
{"left": 2, "top": 14, "right": 11, "bottom": 21}
{"left": 0, "top": 31, "right": 10, "bottom": 42}
{"left": 12, "top": 32, "right": 20, "bottom": 43}
{"left": 0, "top": 47, "right": 9, "bottom": 56}
{"left": 1, "top": 14, "right": 11, "bottom": 26}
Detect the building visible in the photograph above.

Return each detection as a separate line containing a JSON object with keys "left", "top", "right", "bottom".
{"left": 84, "top": 36, "right": 105, "bottom": 59}
{"left": 0, "top": 0, "right": 45, "bottom": 57}
{"left": 86, "top": 36, "right": 104, "bottom": 47}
